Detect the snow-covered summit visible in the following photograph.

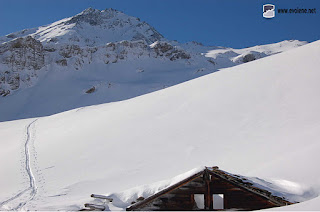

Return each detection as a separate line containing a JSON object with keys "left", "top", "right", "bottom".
{"left": 0, "top": 8, "right": 164, "bottom": 46}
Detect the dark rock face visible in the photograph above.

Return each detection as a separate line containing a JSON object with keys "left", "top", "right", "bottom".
{"left": 103, "top": 40, "right": 191, "bottom": 64}
{"left": 152, "top": 42, "right": 173, "bottom": 55}
{"left": 104, "top": 40, "right": 149, "bottom": 64}
{"left": 59, "top": 45, "right": 83, "bottom": 58}
{"left": 169, "top": 50, "right": 191, "bottom": 61}
{"left": 0, "top": 36, "right": 45, "bottom": 96}
{"left": 0, "top": 89, "right": 10, "bottom": 97}
{"left": 56, "top": 59, "right": 68, "bottom": 66}
{"left": 1, "top": 36, "right": 44, "bottom": 70}
{"left": 151, "top": 42, "right": 191, "bottom": 61}
{"left": 242, "top": 54, "right": 256, "bottom": 63}
{"left": 44, "top": 47, "right": 56, "bottom": 52}
{"left": 7, "top": 73, "right": 20, "bottom": 90}
{"left": 85, "top": 86, "right": 96, "bottom": 94}
{"left": 207, "top": 59, "right": 215, "bottom": 65}
{"left": 55, "top": 45, "right": 97, "bottom": 69}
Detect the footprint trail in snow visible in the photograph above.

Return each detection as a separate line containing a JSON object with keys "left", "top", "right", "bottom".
{"left": 0, "top": 119, "right": 39, "bottom": 210}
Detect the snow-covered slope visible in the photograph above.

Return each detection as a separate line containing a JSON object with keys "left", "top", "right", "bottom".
{"left": 204, "top": 40, "right": 307, "bottom": 69}
{"left": 0, "top": 39, "right": 319, "bottom": 210}
{"left": 0, "top": 8, "right": 306, "bottom": 122}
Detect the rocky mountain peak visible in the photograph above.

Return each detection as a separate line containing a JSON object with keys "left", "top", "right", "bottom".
{"left": 27, "top": 7, "right": 164, "bottom": 45}
{"left": 0, "top": 8, "right": 164, "bottom": 46}
{"left": 81, "top": 7, "right": 100, "bottom": 14}
{"left": 80, "top": 7, "right": 120, "bottom": 15}
{"left": 66, "top": 8, "right": 124, "bottom": 26}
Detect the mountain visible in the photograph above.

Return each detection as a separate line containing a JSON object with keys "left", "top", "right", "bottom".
{"left": 0, "top": 8, "right": 306, "bottom": 122}
{"left": 0, "top": 8, "right": 164, "bottom": 46}
{"left": 0, "top": 38, "right": 319, "bottom": 210}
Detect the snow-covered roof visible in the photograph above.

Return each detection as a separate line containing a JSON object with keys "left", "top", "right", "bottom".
{"left": 126, "top": 166, "right": 292, "bottom": 211}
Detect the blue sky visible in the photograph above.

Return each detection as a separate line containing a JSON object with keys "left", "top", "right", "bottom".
{"left": 0, "top": 0, "right": 319, "bottom": 48}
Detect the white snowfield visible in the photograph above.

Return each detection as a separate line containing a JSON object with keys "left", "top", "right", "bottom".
{"left": 0, "top": 40, "right": 320, "bottom": 210}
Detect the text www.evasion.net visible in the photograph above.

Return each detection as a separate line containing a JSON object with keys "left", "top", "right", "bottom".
{"left": 278, "top": 8, "right": 317, "bottom": 14}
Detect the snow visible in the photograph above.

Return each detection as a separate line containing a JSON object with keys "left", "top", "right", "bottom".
{"left": 0, "top": 39, "right": 320, "bottom": 210}
{"left": 0, "top": 56, "right": 214, "bottom": 122}
{"left": 0, "top": 38, "right": 306, "bottom": 122}
{"left": 238, "top": 176, "right": 316, "bottom": 203}
{"left": 103, "top": 167, "right": 205, "bottom": 210}
{"left": 205, "top": 40, "right": 307, "bottom": 69}
{"left": 269, "top": 196, "right": 320, "bottom": 211}
{"left": 0, "top": 8, "right": 162, "bottom": 46}
{"left": 0, "top": 8, "right": 307, "bottom": 123}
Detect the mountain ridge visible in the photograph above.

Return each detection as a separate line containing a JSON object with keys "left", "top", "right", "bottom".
{"left": 0, "top": 7, "right": 164, "bottom": 46}
{"left": 0, "top": 8, "right": 307, "bottom": 122}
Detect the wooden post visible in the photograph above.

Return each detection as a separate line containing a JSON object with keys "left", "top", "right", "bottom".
{"left": 208, "top": 182, "right": 213, "bottom": 210}
{"left": 209, "top": 177, "right": 213, "bottom": 210}
{"left": 203, "top": 169, "right": 212, "bottom": 210}
{"left": 224, "top": 193, "right": 228, "bottom": 210}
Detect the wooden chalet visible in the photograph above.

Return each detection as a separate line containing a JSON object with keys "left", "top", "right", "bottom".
{"left": 126, "top": 167, "right": 292, "bottom": 211}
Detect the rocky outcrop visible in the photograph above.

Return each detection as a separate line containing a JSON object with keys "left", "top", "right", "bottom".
{"left": 232, "top": 51, "right": 267, "bottom": 64}
{"left": 56, "top": 59, "right": 68, "bottom": 66}
{"left": 85, "top": 86, "right": 96, "bottom": 94}
{"left": 0, "top": 36, "right": 44, "bottom": 96}
{"left": 50, "top": 40, "right": 193, "bottom": 71}
{"left": 151, "top": 41, "right": 191, "bottom": 61}
{"left": 152, "top": 42, "right": 173, "bottom": 55}
{"left": 0, "top": 35, "right": 195, "bottom": 97}
{"left": 104, "top": 40, "right": 149, "bottom": 64}
{"left": 242, "top": 53, "right": 256, "bottom": 63}
{"left": 55, "top": 45, "right": 97, "bottom": 69}
{"left": 59, "top": 45, "right": 83, "bottom": 58}
{"left": 0, "top": 36, "right": 44, "bottom": 70}
{"left": 103, "top": 40, "right": 191, "bottom": 64}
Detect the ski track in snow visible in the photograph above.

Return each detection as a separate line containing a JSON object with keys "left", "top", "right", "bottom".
{"left": 0, "top": 119, "right": 39, "bottom": 210}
